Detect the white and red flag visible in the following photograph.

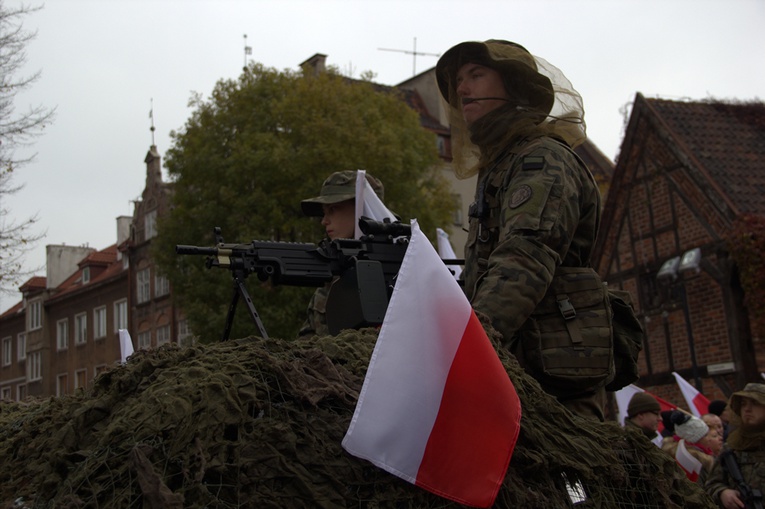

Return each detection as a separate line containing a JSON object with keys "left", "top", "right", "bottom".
{"left": 675, "top": 439, "right": 703, "bottom": 482}
{"left": 615, "top": 384, "right": 676, "bottom": 447}
{"left": 342, "top": 220, "right": 521, "bottom": 508}
{"left": 672, "top": 372, "right": 710, "bottom": 417}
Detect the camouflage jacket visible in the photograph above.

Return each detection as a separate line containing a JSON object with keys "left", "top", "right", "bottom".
{"left": 705, "top": 446, "right": 765, "bottom": 507}
{"left": 298, "top": 283, "right": 331, "bottom": 338}
{"left": 463, "top": 136, "right": 604, "bottom": 390}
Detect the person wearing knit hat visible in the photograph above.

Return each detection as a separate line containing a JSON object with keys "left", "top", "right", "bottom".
{"left": 662, "top": 411, "right": 719, "bottom": 484}
{"left": 705, "top": 383, "right": 765, "bottom": 507}
{"left": 624, "top": 392, "right": 662, "bottom": 441}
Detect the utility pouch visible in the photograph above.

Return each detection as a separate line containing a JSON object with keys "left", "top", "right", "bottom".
{"left": 516, "top": 267, "right": 614, "bottom": 396}
{"left": 604, "top": 289, "right": 644, "bottom": 391}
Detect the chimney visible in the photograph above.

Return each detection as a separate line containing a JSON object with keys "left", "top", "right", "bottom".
{"left": 116, "top": 216, "right": 132, "bottom": 246}
{"left": 46, "top": 245, "right": 95, "bottom": 289}
{"left": 300, "top": 53, "right": 327, "bottom": 76}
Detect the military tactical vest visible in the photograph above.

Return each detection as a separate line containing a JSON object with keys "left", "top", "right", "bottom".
{"left": 469, "top": 138, "right": 626, "bottom": 396}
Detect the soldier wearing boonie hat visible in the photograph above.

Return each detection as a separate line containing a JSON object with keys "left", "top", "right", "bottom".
{"left": 705, "top": 383, "right": 765, "bottom": 506}
{"left": 298, "top": 170, "right": 385, "bottom": 338}
{"left": 436, "top": 40, "right": 617, "bottom": 422}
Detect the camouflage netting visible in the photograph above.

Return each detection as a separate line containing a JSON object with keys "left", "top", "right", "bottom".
{"left": 0, "top": 325, "right": 716, "bottom": 508}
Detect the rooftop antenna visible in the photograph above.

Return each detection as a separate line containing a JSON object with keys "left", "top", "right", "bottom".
{"left": 149, "top": 98, "right": 155, "bottom": 146}
{"left": 244, "top": 34, "right": 252, "bottom": 70}
{"left": 378, "top": 37, "right": 440, "bottom": 76}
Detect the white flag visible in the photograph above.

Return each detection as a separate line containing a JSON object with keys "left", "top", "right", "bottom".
{"left": 354, "top": 169, "right": 397, "bottom": 238}
{"left": 436, "top": 228, "right": 462, "bottom": 280}
{"left": 118, "top": 329, "right": 134, "bottom": 365}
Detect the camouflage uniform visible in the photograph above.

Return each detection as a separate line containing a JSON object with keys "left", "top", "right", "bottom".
{"left": 297, "top": 170, "right": 385, "bottom": 338}
{"left": 463, "top": 136, "right": 608, "bottom": 420}
{"left": 705, "top": 383, "right": 765, "bottom": 507}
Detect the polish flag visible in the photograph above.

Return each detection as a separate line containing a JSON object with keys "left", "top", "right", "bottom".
{"left": 615, "top": 384, "right": 676, "bottom": 447}
{"left": 354, "top": 169, "right": 397, "bottom": 239}
{"left": 342, "top": 220, "right": 521, "bottom": 508}
{"left": 675, "top": 439, "right": 703, "bottom": 482}
{"left": 436, "top": 228, "right": 462, "bottom": 280}
{"left": 672, "top": 372, "right": 710, "bottom": 417}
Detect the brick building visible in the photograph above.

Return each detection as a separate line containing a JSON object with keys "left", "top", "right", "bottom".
{"left": 0, "top": 146, "right": 189, "bottom": 400}
{"left": 595, "top": 93, "right": 765, "bottom": 405}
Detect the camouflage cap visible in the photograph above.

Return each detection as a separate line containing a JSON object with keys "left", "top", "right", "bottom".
{"left": 301, "top": 170, "right": 384, "bottom": 217}
{"left": 729, "top": 383, "right": 765, "bottom": 415}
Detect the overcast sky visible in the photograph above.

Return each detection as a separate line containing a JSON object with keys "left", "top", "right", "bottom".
{"left": 2, "top": 0, "right": 764, "bottom": 313}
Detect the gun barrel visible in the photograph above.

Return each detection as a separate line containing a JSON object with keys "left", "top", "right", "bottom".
{"left": 176, "top": 245, "right": 218, "bottom": 256}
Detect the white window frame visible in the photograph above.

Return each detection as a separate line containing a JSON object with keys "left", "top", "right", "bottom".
{"left": 82, "top": 266, "right": 90, "bottom": 284}
{"left": 114, "top": 299, "right": 128, "bottom": 331}
{"left": 156, "top": 325, "right": 171, "bottom": 347}
{"left": 57, "top": 319, "right": 69, "bottom": 350}
{"left": 56, "top": 373, "right": 69, "bottom": 396}
{"left": 17, "top": 333, "right": 26, "bottom": 361}
{"left": 137, "top": 331, "right": 151, "bottom": 350}
{"left": 1, "top": 386, "right": 11, "bottom": 401}
{"left": 154, "top": 273, "right": 170, "bottom": 297}
{"left": 137, "top": 268, "right": 151, "bottom": 304}
{"left": 28, "top": 299, "right": 42, "bottom": 331}
{"left": 93, "top": 306, "right": 107, "bottom": 339}
{"left": 75, "top": 312, "right": 88, "bottom": 345}
{"left": 1, "top": 337, "right": 11, "bottom": 367}
{"left": 75, "top": 369, "right": 87, "bottom": 389}
{"left": 145, "top": 210, "right": 157, "bottom": 239}
{"left": 28, "top": 351, "right": 42, "bottom": 382}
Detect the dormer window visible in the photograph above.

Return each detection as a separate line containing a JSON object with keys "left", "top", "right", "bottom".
{"left": 82, "top": 267, "right": 90, "bottom": 284}
{"left": 145, "top": 210, "right": 157, "bottom": 240}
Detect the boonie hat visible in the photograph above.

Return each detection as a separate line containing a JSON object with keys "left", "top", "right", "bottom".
{"left": 435, "top": 39, "right": 554, "bottom": 115}
{"left": 627, "top": 392, "right": 661, "bottom": 418}
{"left": 729, "top": 383, "right": 765, "bottom": 415}
{"left": 301, "top": 170, "right": 384, "bottom": 217}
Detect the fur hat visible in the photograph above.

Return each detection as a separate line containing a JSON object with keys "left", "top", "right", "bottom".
{"left": 627, "top": 392, "right": 661, "bottom": 418}
{"left": 729, "top": 383, "right": 765, "bottom": 416}
{"left": 671, "top": 412, "right": 709, "bottom": 444}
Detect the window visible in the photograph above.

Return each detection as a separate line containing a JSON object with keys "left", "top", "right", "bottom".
{"left": 154, "top": 273, "right": 170, "bottom": 297}
{"left": 114, "top": 299, "right": 128, "bottom": 331}
{"left": 138, "top": 331, "right": 151, "bottom": 350}
{"left": 93, "top": 306, "right": 107, "bottom": 339}
{"left": 57, "top": 373, "right": 69, "bottom": 396}
{"left": 137, "top": 268, "right": 151, "bottom": 304}
{"left": 16, "top": 385, "right": 26, "bottom": 401}
{"left": 75, "top": 369, "right": 87, "bottom": 390}
{"left": 156, "top": 325, "right": 171, "bottom": 347}
{"left": 17, "top": 333, "right": 26, "bottom": 361}
{"left": 28, "top": 351, "right": 42, "bottom": 382}
{"left": 82, "top": 267, "right": 90, "bottom": 284}
{"left": 145, "top": 210, "right": 157, "bottom": 239}
{"left": 94, "top": 364, "right": 108, "bottom": 379}
{"left": 178, "top": 319, "right": 195, "bottom": 347}
{"left": 75, "top": 313, "right": 88, "bottom": 345}
{"left": 57, "top": 320, "right": 69, "bottom": 350}
{"left": 1, "top": 387, "right": 11, "bottom": 401}
{"left": 28, "top": 299, "right": 42, "bottom": 331}
{"left": 1, "top": 337, "right": 10, "bottom": 367}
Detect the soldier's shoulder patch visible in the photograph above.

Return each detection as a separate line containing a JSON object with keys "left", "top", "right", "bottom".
{"left": 522, "top": 156, "right": 545, "bottom": 171}
{"left": 509, "top": 184, "right": 533, "bottom": 209}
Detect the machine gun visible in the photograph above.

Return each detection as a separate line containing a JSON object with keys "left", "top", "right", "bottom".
{"left": 720, "top": 450, "right": 764, "bottom": 509}
{"left": 176, "top": 217, "right": 417, "bottom": 340}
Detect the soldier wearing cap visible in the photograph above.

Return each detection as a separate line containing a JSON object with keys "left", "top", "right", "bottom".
{"left": 436, "top": 40, "right": 610, "bottom": 421}
{"left": 297, "top": 170, "right": 385, "bottom": 337}
{"left": 705, "top": 383, "right": 765, "bottom": 508}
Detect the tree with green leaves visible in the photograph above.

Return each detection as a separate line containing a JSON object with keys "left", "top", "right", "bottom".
{"left": 0, "top": 2, "right": 54, "bottom": 294}
{"left": 153, "top": 63, "right": 454, "bottom": 341}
